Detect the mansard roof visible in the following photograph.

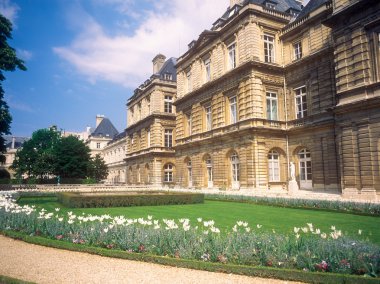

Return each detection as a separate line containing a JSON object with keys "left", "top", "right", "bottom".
{"left": 4, "top": 136, "right": 29, "bottom": 149}
{"left": 90, "top": 118, "right": 119, "bottom": 139}
{"left": 212, "top": 0, "right": 302, "bottom": 30}
{"left": 296, "top": 0, "right": 329, "bottom": 19}
{"left": 154, "top": 57, "right": 177, "bottom": 81}
{"left": 107, "top": 130, "right": 127, "bottom": 146}
{"left": 130, "top": 56, "right": 177, "bottom": 104}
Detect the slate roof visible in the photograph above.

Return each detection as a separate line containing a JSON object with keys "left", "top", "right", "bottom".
{"left": 213, "top": 0, "right": 302, "bottom": 30}
{"left": 296, "top": 0, "right": 329, "bottom": 19}
{"left": 4, "top": 136, "right": 29, "bottom": 149}
{"left": 90, "top": 118, "right": 119, "bottom": 139}
{"left": 154, "top": 57, "right": 177, "bottom": 81}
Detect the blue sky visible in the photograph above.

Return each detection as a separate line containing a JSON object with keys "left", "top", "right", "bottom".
{"left": 0, "top": 0, "right": 227, "bottom": 137}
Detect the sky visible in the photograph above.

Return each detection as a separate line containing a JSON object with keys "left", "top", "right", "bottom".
{"left": 0, "top": 0, "right": 228, "bottom": 137}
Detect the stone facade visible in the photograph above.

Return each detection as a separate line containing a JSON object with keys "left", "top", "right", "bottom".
{"left": 324, "top": 0, "right": 380, "bottom": 199}
{"left": 125, "top": 55, "right": 177, "bottom": 187}
{"left": 171, "top": 0, "right": 379, "bottom": 199}
{"left": 103, "top": 132, "right": 127, "bottom": 184}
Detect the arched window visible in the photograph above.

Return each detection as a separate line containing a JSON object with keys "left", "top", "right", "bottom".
{"left": 231, "top": 152, "right": 240, "bottom": 182}
{"left": 268, "top": 150, "right": 280, "bottom": 182}
{"left": 164, "top": 164, "right": 174, "bottom": 182}
{"left": 298, "top": 148, "right": 312, "bottom": 188}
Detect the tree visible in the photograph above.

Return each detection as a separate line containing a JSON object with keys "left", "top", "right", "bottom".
{"left": 88, "top": 154, "right": 108, "bottom": 182}
{"left": 0, "top": 14, "right": 26, "bottom": 162}
{"left": 52, "top": 136, "right": 91, "bottom": 179}
{"left": 11, "top": 128, "right": 60, "bottom": 179}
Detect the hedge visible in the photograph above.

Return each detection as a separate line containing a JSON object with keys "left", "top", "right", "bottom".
{"left": 0, "top": 275, "right": 35, "bottom": 284}
{"left": 56, "top": 191, "right": 205, "bottom": 208}
{"left": 1, "top": 230, "right": 378, "bottom": 284}
{"left": 206, "top": 194, "right": 380, "bottom": 216}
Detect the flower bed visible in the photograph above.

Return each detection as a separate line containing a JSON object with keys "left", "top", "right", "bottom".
{"left": 56, "top": 191, "right": 204, "bottom": 208}
{"left": 1, "top": 194, "right": 379, "bottom": 281}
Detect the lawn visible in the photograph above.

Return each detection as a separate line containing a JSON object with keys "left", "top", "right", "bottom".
{"left": 18, "top": 196, "right": 380, "bottom": 245}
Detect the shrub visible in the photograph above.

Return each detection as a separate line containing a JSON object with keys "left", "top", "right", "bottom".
{"left": 0, "top": 169, "right": 10, "bottom": 179}
{"left": 206, "top": 194, "right": 380, "bottom": 216}
{"left": 56, "top": 191, "right": 205, "bottom": 208}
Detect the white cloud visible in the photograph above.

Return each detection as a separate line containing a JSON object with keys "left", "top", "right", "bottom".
{"left": 0, "top": 0, "right": 19, "bottom": 24}
{"left": 16, "top": 49, "right": 33, "bottom": 61}
{"left": 53, "top": 0, "right": 228, "bottom": 88}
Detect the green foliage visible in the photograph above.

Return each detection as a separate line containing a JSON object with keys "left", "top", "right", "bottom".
{"left": 52, "top": 136, "right": 90, "bottom": 179}
{"left": 0, "top": 168, "right": 10, "bottom": 179}
{"left": 87, "top": 154, "right": 108, "bottom": 182}
{"left": 2, "top": 231, "right": 378, "bottom": 284}
{"left": 17, "top": 196, "right": 380, "bottom": 245}
{"left": 11, "top": 128, "right": 60, "bottom": 178}
{"left": 56, "top": 191, "right": 205, "bottom": 208}
{"left": 0, "top": 274, "right": 35, "bottom": 284}
{"left": 11, "top": 129, "right": 97, "bottom": 180}
{"left": 0, "top": 14, "right": 26, "bottom": 162}
{"left": 2, "top": 194, "right": 380, "bottom": 279}
{"left": 207, "top": 194, "right": 380, "bottom": 216}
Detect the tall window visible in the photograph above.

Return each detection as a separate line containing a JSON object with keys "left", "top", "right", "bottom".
{"left": 370, "top": 31, "right": 380, "bottom": 81}
{"left": 96, "top": 142, "right": 101, "bottom": 149}
{"left": 164, "top": 129, "right": 173, "bottom": 148}
{"left": 299, "top": 149, "right": 312, "bottom": 182}
{"left": 295, "top": 86, "right": 307, "bottom": 119}
{"left": 231, "top": 152, "right": 240, "bottom": 182}
{"left": 228, "top": 43, "right": 236, "bottom": 70}
{"left": 186, "top": 70, "right": 192, "bottom": 92}
{"left": 147, "top": 129, "right": 151, "bottom": 148}
{"left": 205, "top": 106, "right": 212, "bottom": 131}
{"left": 206, "top": 157, "right": 213, "bottom": 183}
{"left": 229, "top": 96, "right": 238, "bottom": 124}
{"left": 266, "top": 92, "right": 278, "bottom": 120}
{"left": 164, "top": 95, "right": 173, "bottom": 113}
{"left": 268, "top": 150, "right": 280, "bottom": 182}
{"left": 187, "top": 160, "right": 192, "bottom": 184}
{"left": 204, "top": 58, "right": 211, "bottom": 82}
{"left": 294, "top": 42, "right": 302, "bottom": 60}
{"left": 146, "top": 96, "right": 151, "bottom": 115}
{"left": 264, "top": 34, "right": 275, "bottom": 63}
{"left": 138, "top": 103, "right": 142, "bottom": 120}
{"left": 186, "top": 113, "right": 192, "bottom": 136}
{"left": 164, "top": 164, "right": 173, "bottom": 182}
{"left": 137, "top": 166, "right": 141, "bottom": 183}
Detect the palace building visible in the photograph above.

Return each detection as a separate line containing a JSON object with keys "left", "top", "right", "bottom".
{"left": 123, "top": 0, "right": 380, "bottom": 200}
{"left": 124, "top": 55, "right": 177, "bottom": 186}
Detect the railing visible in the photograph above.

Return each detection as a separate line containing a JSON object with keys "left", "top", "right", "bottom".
{"left": 126, "top": 147, "right": 175, "bottom": 158}
{"left": 176, "top": 118, "right": 286, "bottom": 145}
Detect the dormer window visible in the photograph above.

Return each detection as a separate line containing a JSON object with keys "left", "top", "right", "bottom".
{"left": 264, "top": 1, "right": 277, "bottom": 10}
{"left": 164, "top": 73, "right": 172, "bottom": 80}
{"left": 228, "top": 7, "right": 237, "bottom": 18}
{"left": 288, "top": 9, "right": 299, "bottom": 17}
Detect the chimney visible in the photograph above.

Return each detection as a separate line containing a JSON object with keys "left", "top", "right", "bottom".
{"left": 152, "top": 54, "right": 166, "bottom": 74}
{"left": 96, "top": 115, "right": 105, "bottom": 127}
{"left": 11, "top": 137, "right": 15, "bottom": 149}
{"left": 230, "top": 0, "right": 244, "bottom": 8}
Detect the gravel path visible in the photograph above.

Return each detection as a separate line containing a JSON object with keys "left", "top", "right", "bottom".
{"left": 0, "top": 235, "right": 302, "bottom": 284}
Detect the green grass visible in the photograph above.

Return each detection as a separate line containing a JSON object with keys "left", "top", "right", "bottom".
{"left": 18, "top": 196, "right": 380, "bottom": 245}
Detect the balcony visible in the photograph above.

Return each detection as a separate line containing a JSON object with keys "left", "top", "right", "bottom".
{"left": 176, "top": 118, "right": 286, "bottom": 145}
{"left": 125, "top": 146, "right": 175, "bottom": 159}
